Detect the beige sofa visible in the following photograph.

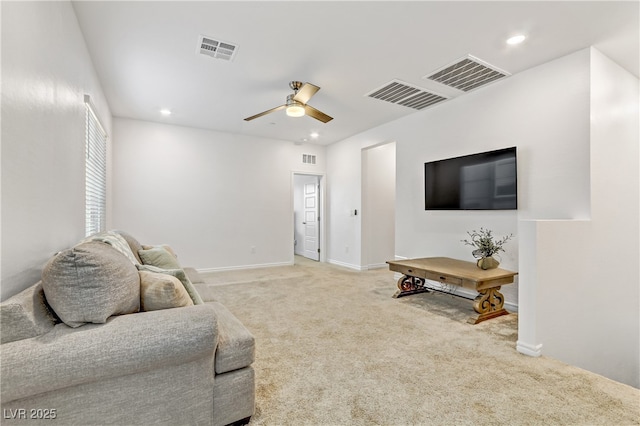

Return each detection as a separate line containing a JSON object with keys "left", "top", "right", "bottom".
{"left": 0, "top": 231, "right": 255, "bottom": 425}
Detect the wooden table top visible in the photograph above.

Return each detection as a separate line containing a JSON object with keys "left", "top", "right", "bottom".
{"left": 387, "top": 257, "right": 518, "bottom": 283}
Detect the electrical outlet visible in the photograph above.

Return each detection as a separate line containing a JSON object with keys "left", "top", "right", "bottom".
{"left": 251, "top": 246, "right": 256, "bottom": 254}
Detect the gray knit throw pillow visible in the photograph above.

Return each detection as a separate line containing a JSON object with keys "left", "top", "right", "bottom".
{"left": 42, "top": 241, "right": 140, "bottom": 328}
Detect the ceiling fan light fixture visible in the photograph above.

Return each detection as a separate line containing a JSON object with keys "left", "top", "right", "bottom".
{"left": 286, "top": 97, "right": 305, "bottom": 117}
{"left": 286, "top": 105, "right": 305, "bottom": 117}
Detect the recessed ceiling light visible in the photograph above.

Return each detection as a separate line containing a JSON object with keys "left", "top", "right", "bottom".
{"left": 160, "top": 108, "right": 172, "bottom": 116}
{"left": 310, "top": 132, "right": 319, "bottom": 139}
{"left": 506, "top": 35, "right": 526, "bottom": 45}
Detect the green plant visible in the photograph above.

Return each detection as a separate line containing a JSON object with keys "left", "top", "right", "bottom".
{"left": 461, "top": 228, "right": 513, "bottom": 259}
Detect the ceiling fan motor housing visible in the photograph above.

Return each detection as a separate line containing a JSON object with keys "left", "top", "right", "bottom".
{"left": 289, "top": 81, "right": 304, "bottom": 92}
{"left": 286, "top": 94, "right": 303, "bottom": 107}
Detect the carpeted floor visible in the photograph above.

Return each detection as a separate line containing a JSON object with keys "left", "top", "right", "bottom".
{"left": 195, "top": 257, "right": 640, "bottom": 425}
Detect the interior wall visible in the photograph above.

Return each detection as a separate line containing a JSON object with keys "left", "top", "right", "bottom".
{"left": 519, "top": 49, "right": 639, "bottom": 388}
{"left": 361, "top": 142, "right": 396, "bottom": 269}
{"left": 0, "top": 1, "right": 112, "bottom": 300}
{"left": 111, "top": 118, "right": 325, "bottom": 270}
{"left": 325, "top": 136, "right": 365, "bottom": 269}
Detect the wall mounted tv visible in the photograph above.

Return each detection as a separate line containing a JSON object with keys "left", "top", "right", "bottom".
{"left": 424, "top": 147, "right": 517, "bottom": 210}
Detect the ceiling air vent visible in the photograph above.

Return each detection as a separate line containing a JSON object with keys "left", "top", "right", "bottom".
{"left": 366, "top": 80, "right": 448, "bottom": 110}
{"left": 197, "top": 35, "right": 238, "bottom": 61}
{"left": 424, "top": 55, "right": 509, "bottom": 92}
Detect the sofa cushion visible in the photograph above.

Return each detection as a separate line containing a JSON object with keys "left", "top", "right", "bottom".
{"left": 138, "top": 246, "right": 182, "bottom": 269}
{"left": 42, "top": 241, "right": 140, "bottom": 328}
{"left": 207, "top": 301, "right": 255, "bottom": 374}
{"left": 139, "top": 270, "right": 194, "bottom": 311}
{"left": 142, "top": 244, "right": 178, "bottom": 259}
{"left": 0, "top": 282, "right": 58, "bottom": 344}
{"left": 83, "top": 231, "right": 139, "bottom": 265}
{"left": 113, "top": 230, "right": 144, "bottom": 264}
{"left": 137, "top": 264, "right": 204, "bottom": 305}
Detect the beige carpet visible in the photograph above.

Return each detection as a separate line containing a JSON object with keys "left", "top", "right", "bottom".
{"left": 196, "top": 257, "right": 639, "bottom": 425}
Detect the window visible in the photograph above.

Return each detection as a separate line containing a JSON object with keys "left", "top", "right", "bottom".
{"left": 84, "top": 95, "right": 107, "bottom": 236}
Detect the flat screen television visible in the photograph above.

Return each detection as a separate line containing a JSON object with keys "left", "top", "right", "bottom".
{"left": 424, "top": 147, "right": 517, "bottom": 210}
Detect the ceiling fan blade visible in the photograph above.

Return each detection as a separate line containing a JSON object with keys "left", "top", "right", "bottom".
{"left": 293, "top": 82, "right": 320, "bottom": 104}
{"left": 244, "top": 104, "right": 286, "bottom": 121}
{"left": 303, "top": 105, "right": 333, "bottom": 123}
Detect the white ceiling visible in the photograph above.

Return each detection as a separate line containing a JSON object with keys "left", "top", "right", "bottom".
{"left": 72, "top": 1, "right": 639, "bottom": 146}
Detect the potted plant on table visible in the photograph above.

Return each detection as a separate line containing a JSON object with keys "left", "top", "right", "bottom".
{"left": 461, "top": 228, "right": 513, "bottom": 270}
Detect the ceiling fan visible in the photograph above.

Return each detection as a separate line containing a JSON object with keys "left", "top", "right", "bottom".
{"left": 244, "top": 81, "right": 333, "bottom": 123}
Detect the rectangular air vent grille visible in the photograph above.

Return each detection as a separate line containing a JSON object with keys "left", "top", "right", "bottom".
{"left": 366, "top": 80, "right": 447, "bottom": 110}
{"left": 198, "top": 35, "right": 238, "bottom": 61}
{"left": 303, "top": 154, "right": 316, "bottom": 165}
{"left": 425, "top": 55, "right": 509, "bottom": 92}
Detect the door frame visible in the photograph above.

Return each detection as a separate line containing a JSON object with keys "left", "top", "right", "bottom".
{"left": 291, "top": 171, "right": 326, "bottom": 263}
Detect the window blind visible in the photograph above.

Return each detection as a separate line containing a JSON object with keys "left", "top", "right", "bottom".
{"left": 84, "top": 95, "right": 107, "bottom": 236}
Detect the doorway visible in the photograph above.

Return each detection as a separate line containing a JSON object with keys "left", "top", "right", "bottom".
{"left": 293, "top": 173, "right": 324, "bottom": 262}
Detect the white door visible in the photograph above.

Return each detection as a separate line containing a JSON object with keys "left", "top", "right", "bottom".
{"left": 302, "top": 177, "right": 320, "bottom": 261}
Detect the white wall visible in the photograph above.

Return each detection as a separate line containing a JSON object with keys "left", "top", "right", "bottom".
{"left": 111, "top": 118, "right": 325, "bottom": 270}
{"left": 518, "top": 49, "right": 639, "bottom": 388}
{"left": 325, "top": 135, "right": 365, "bottom": 269}
{"left": 1, "top": 1, "right": 112, "bottom": 300}
{"left": 362, "top": 142, "right": 396, "bottom": 269}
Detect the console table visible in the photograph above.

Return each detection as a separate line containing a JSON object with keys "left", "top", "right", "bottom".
{"left": 386, "top": 257, "right": 518, "bottom": 324}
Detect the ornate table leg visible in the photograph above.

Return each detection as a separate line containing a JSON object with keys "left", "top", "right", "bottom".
{"left": 468, "top": 286, "right": 509, "bottom": 324}
{"left": 393, "top": 275, "right": 429, "bottom": 298}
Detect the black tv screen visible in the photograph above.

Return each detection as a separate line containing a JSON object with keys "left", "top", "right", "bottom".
{"left": 424, "top": 147, "right": 517, "bottom": 210}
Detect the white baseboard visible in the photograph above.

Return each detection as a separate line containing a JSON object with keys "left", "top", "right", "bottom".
{"left": 517, "top": 341, "right": 543, "bottom": 357}
{"left": 327, "top": 259, "right": 365, "bottom": 271}
{"left": 197, "top": 261, "right": 293, "bottom": 273}
{"left": 504, "top": 300, "right": 519, "bottom": 312}
{"left": 364, "top": 262, "right": 389, "bottom": 270}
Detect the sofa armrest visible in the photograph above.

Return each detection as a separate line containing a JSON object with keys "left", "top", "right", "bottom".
{"left": 1, "top": 304, "right": 218, "bottom": 403}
